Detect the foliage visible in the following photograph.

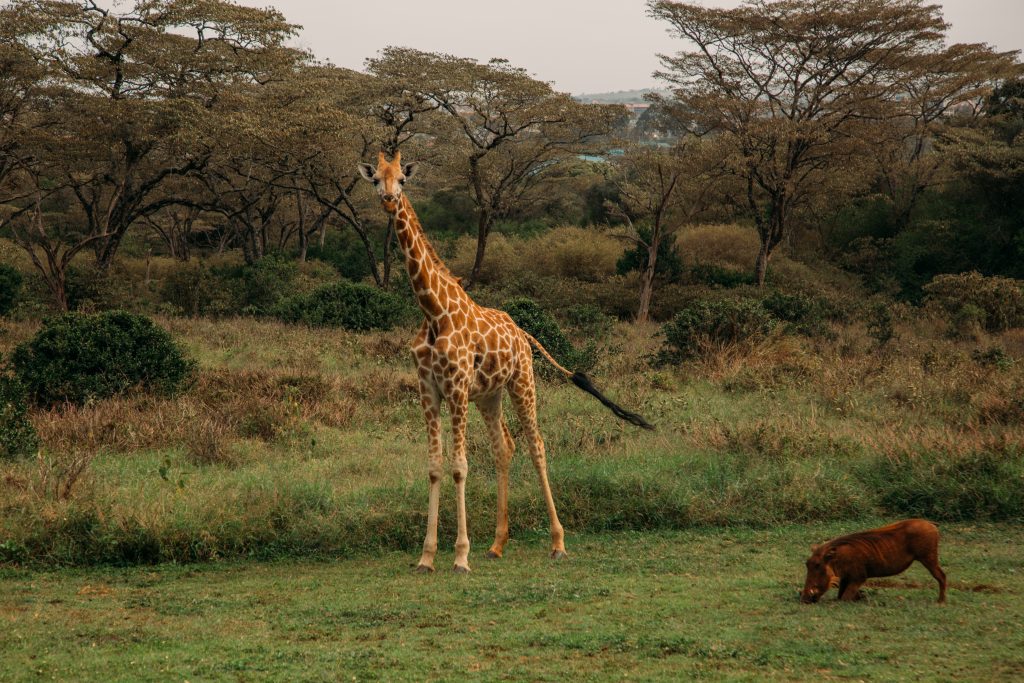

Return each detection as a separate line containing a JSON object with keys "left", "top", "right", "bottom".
{"left": 159, "top": 261, "right": 223, "bottom": 317}
{"left": 0, "top": 372, "right": 38, "bottom": 459}
{"left": 660, "top": 298, "right": 777, "bottom": 361}
{"left": 689, "top": 264, "right": 754, "bottom": 288}
{"left": 11, "top": 311, "right": 196, "bottom": 407}
{"left": 305, "top": 231, "right": 376, "bottom": 281}
{"left": 923, "top": 272, "right": 1024, "bottom": 333}
{"left": 648, "top": 0, "right": 1021, "bottom": 286}
{"left": 219, "top": 254, "right": 300, "bottom": 316}
{"left": 0, "top": 264, "right": 22, "bottom": 316}
{"left": 562, "top": 304, "right": 615, "bottom": 340}
{"left": 761, "top": 291, "right": 840, "bottom": 338}
{"left": 615, "top": 225, "right": 685, "bottom": 280}
{"left": 366, "top": 47, "right": 623, "bottom": 287}
{"left": 273, "top": 281, "right": 413, "bottom": 331}
{"left": 502, "top": 297, "right": 596, "bottom": 374}
{"left": 865, "top": 300, "right": 896, "bottom": 347}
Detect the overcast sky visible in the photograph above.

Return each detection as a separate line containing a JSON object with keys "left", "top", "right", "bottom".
{"left": 242, "top": 1, "right": 1023, "bottom": 94}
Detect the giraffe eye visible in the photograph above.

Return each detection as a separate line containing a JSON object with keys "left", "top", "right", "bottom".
{"left": 398, "top": 178, "right": 405, "bottom": 185}
{"left": 372, "top": 179, "right": 380, "bottom": 186}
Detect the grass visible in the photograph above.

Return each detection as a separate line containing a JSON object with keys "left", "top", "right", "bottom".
{"left": 1, "top": 315, "right": 1023, "bottom": 566}
{"left": 2, "top": 524, "right": 1023, "bottom": 681}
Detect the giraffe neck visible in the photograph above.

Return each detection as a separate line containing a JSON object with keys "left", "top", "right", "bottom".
{"left": 393, "top": 194, "right": 468, "bottom": 319}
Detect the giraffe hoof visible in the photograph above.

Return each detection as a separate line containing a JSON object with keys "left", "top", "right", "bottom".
{"left": 414, "top": 564, "right": 434, "bottom": 574}
{"left": 550, "top": 550, "right": 568, "bottom": 561}
{"left": 486, "top": 550, "right": 502, "bottom": 559}
{"left": 453, "top": 564, "right": 471, "bottom": 574}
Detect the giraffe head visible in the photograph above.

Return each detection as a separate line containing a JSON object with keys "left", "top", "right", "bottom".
{"left": 357, "top": 150, "right": 418, "bottom": 214}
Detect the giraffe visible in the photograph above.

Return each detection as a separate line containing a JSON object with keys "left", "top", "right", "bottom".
{"left": 358, "top": 151, "right": 652, "bottom": 573}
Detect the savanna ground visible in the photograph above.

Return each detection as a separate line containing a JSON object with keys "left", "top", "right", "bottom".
{"left": 2, "top": 526, "right": 1023, "bottom": 681}
{"left": 2, "top": 245, "right": 1024, "bottom": 680}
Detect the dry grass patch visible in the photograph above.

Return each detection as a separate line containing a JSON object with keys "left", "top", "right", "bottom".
{"left": 31, "top": 369, "right": 358, "bottom": 459}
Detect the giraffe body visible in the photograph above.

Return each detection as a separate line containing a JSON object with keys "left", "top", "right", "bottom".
{"left": 358, "top": 152, "right": 648, "bottom": 572}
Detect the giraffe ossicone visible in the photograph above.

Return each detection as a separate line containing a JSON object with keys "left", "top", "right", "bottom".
{"left": 359, "top": 151, "right": 652, "bottom": 573}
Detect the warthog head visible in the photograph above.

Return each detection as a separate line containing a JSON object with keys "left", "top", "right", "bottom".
{"left": 801, "top": 543, "right": 839, "bottom": 603}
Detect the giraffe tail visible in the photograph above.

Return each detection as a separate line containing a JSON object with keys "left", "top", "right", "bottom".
{"left": 524, "top": 333, "right": 655, "bottom": 431}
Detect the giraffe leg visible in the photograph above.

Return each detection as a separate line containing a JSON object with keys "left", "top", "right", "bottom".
{"left": 448, "top": 386, "right": 472, "bottom": 573}
{"left": 509, "top": 377, "right": 566, "bottom": 560}
{"left": 477, "top": 392, "right": 513, "bottom": 559}
{"left": 415, "top": 368, "right": 443, "bottom": 573}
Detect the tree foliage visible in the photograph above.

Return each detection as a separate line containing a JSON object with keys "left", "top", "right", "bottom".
{"left": 648, "top": 0, "right": 1023, "bottom": 285}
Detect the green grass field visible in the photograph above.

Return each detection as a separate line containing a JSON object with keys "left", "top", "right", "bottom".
{"left": 3, "top": 524, "right": 1023, "bottom": 682}
{"left": 2, "top": 314, "right": 1024, "bottom": 681}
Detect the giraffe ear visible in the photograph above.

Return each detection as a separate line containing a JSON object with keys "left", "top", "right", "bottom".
{"left": 357, "top": 163, "right": 375, "bottom": 182}
{"left": 402, "top": 162, "right": 419, "bottom": 180}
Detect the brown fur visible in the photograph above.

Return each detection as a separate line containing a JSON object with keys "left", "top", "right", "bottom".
{"left": 801, "top": 519, "right": 947, "bottom": 604}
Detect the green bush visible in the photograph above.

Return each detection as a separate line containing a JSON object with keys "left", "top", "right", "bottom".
{"left": 11, "top": 311, "right": 196, "bottom": 407}
{"left": 865, "top": 300, "right": 896, "bottom": 347}
{"left": 0, "top": 264, "right": 23, "bottom": 316}
{"left": 866, "top": 450, "right": 1024, "bottom": 521}
{"left": 305, "top": 231, "right": 376, "bottom": 281}
{"left": 689, "top": 264, "right": 755, "bottom": 288}
{"left": 660, "top": 298, "right": 777, "bottom": 361}
{"left": 562, "top": 304, "right": 614, "bottom": 340}
{"left": 923, "top": 272, "right": 1024, "bottom": 332}
{"left": 761, "top": 291, "right": 839, "bottom": 337}
{"left": 216, "top": 254, "right": 299, "bottom": 316}
{"left": 273, "top": 281, "right": 413, "bottom": 331}
{"left": 616, "top": 227, "right": 684, "bottom": 282}
{"left": 159, "top": 261, "right": 224, "bottom": 317}
{"left": 502, "top": 297, "right": 596, "bottom": 375}
{"left": 0, "top": 373, "right": 38, "bottom": 459}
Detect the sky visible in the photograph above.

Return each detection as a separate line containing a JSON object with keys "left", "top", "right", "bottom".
{"left": 223, "top": 1, "right": 1024, "bottom": 94}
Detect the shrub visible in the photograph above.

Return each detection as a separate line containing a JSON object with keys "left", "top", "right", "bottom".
{"left": 64, "top": 264, "right": 126, "bottom": 312}
{"left": 616, "top": 227, "right": 684, "bottom": 282}
{"left": 689, "top": 264, "right": 754, "bottom": 288}
{"left": 216, "top": 254, "right": 299, "bottom": 315}
{"left": 0, "top": 373, "right": 38, "bottom": 459}
{"left": 660, "top": 298, "right": 777, "bottom": 361}
{"left": 675, "top": 224, "right": 761, "bottom": 271}
{"left": 0, "top": 264, "right": 23, "bottom": 316}
{"left": 865, "top": 300, "right": 895, "bottom": 347}
{"left": 530, "top": 226, "right": 622, "bottom": 282}
{"left": 274, "top": 281, "right": 413, "bottom": 331}
{"left": 923, "top": 272, "right": 1024, "bottom": 333}
{"left": 502, "top": 297, "right": 595, "bottom": 375}
{"left": 971, "top": 346, "right": 1013, "bottom": 370}
{"left": 11, "top": 311, "right": 196, "bottom": 407}
{"left": 562, "top": 304, "right": 614, "bottom": 340}
{"left": 761, "top": 291, "right": 838, "bottom": 337}
{"left": 159, "top": 261, "right": 223, "bottom": 317}
{"left": 306, "top": 231, "right": 376, "bottom": 281}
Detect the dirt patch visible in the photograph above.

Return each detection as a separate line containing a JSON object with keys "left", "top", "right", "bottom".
{"left": 868, "top": 579, "right": 1005, "bottom": 593}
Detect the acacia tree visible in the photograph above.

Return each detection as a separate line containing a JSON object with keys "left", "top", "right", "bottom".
{"left": 9, "top": 0, "right": 304, "bottom": 271}
{"left": 648, "top": 0, "right": 1020, "bottom": 286}
{"left": 367, "top": 48, "right": 623, "bottom": 288}
{"left": 606, "top": 140, "right": 726, "bottom": 323}
{"left": 871, "top": 43, "right": 1022, "bottom": 230}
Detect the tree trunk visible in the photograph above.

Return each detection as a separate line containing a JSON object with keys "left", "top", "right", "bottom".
{"left": 755, "top": 240, "right": 771, "bottom": 288}
{"left": 94, "top": 230, "right": 125, "bottom": 272}
{"left": 465, "top": 210, "right": 491, "bottom": 290}
{"left": 298, "top": 227, "right": 308, "bottom": 263}
{"left": 38, "top": 264, "right": 69, "bottom": 312}
{"left": 636, "top": 243, "right": 658, "bottom": 324}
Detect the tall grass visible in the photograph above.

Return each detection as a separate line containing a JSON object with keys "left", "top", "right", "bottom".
{"left": 1, "top": 311, "right": 1022, "bottom": 567}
